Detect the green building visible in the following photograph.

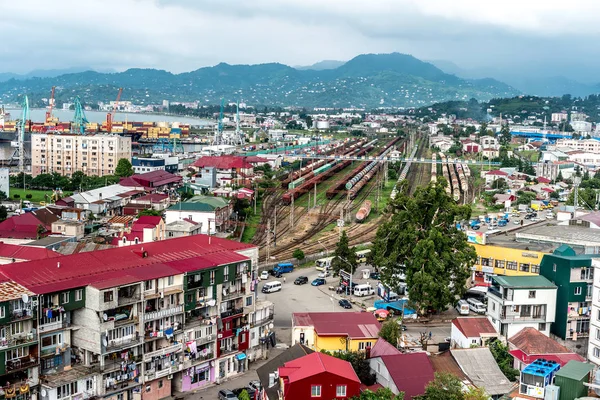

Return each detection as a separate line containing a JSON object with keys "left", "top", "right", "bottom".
{"left": 539, "top": 245, "right": 597, "bottom": 340}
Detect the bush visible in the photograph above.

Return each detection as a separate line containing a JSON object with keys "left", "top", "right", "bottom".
{"left": 25, "top": 194, "right": 33, "bottom": 199}
{"left": 293, "top": 249, "right": 305, "bottom": 261}
{"left": 13, "top": 194, "right": 20, "bottom": 199}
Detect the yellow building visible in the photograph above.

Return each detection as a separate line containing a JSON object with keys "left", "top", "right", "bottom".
{"left": 292, "top": 312, "right": 380, "bottom": 352}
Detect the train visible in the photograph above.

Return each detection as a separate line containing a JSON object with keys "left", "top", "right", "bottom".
{"left": 390, "top": 143, "right": 419, "bottom": 201}
{"left": 355, "top": 200, "right": 372, "bottom": 223}
{"left": 439, "top": 153, "right": 452, "bottom": 197}
{"left": 431, "top": 153, "right": 437, "bottom": 183}
{"left": 325, "top": 145, "right": 374, "bottom": 199}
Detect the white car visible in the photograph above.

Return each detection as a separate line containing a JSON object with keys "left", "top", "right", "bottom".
{"left": 547, "top": 213, "right": 555, "bottom": 219}
{"left": 260, "top": 271, "right": 269, "bottom": 280}
{"left": 318, "top": 271, "right": 331, "bottom": 278}
{"left": 513, "top": 220, "right": 520, "bottom": 225}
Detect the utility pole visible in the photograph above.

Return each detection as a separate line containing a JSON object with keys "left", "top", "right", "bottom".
{"left": 314, "top": 182, "right": 317, "bottom": 208}
{"left": 266, "top": 219, "right": 271, "bottom": 264}
{"left": 290, "top": 195, "right": 295, "bottom": 228}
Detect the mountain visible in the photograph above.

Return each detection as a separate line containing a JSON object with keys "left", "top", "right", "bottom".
{"left": 0, "top": 67, "right": 117, "bottom": 83}
{"left": 0, "top": 53, "right": 519, "bottom": 108}
{"left": 295, "top": 60, "right": 346, "bottom": 70}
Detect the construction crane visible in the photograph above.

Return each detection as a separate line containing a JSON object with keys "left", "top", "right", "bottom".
{"left": 106, "top": 87, "right": 123, "bottom": 133}
{"left": 45, "top": 86, "right": 56, "bottom": 123}
{"left": 73, "top": 97, "right": 88, "bottom": 135}
{"left": 12, "top": 96, "right": 29, "bottom": 173}
{"left": 212, "top": 98, "right": 225, "bottom": 145}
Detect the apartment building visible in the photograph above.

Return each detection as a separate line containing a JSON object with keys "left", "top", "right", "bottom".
{"left": 31, "top": 133, "right": 132, "bottom": 177}
{"left": 487, "top": 275, "right": 557, "bottom": 338}
{"left": 0, "top": 234, "right": 268, "bottom": 400}
{"left": 556, "top": 139, "right": 600, "bottom": 153}
{"left": 586, "top": 257, "right": 600, "bottom": 365}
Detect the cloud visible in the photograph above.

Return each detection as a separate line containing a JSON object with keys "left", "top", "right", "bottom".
{"left": 1, "top": 0, "right": 600, "bottom": 81}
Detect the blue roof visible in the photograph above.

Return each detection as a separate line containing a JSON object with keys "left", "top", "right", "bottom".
{"left": 522, "top": 358, "right": 561, "bottom": 377}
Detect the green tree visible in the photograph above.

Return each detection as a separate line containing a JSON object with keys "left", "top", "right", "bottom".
{"left": 238, "top": 390, "right": 251, "bottom": 400}
{"left": 69, "top": 171, "right": 86, "bottom": 191}
{"left": 566, "top": 187, "right": 597, "bottom": 208}
{"left": 25, "top": 194, "right": 33, "bottom": 200}
{"left": 549, "top": 191, "right": 560, "bottom": 200}
{"left": 372, "top": 181, "right": 476, "bottom": 315}
{"left": 331, "top": 231, "right": 357, "bottom": 275}
{"left": 491, "top": 178, "right": 507, "bottom": 190}
{"left": 416, "top": 373, "right": 464, "bottom": 400}
{"left": 36, "top": 224, "right": 46, "bottom": 240}
{"left": 378, "top": 319, "right": 400, "bottom": 347}
{"left": 464, "top": 386, "right": 488, "bottom": 400}
{"left": 321, "top": 350, "right": 375, "bottom": 385}
{"left": 115, "top": 158, "right": 134, "bottom": 177}
{"left": 498, "top": 123, "right": 511, "bottom": 145}
{"left": 0, "top": 191, "right": 7, "bottom": 201}
{"left": 13, "top": 194, "right": 20, "bottom": 200}
{"left": 292, "top": 249, "right": 305, "bottom": 261}
{"left": 489, "top": 340, "right": 519, "bottom": 381}
{"left": 516, "top": 191, "right": 536, "bottom": 206}
{"left": 556, "top": 171, "right": 564, "bottom": 182}
{"left": 351, "top": 387, "right": 402, "bottom": 400}
{"left": 478, "top": 122, "right": 488, "bottom": 137}
{"left": 0, "top": 206, "right": 7, "bottom": 221}
{"left": 138, "top": 209, "right": 162, "bottom": 217}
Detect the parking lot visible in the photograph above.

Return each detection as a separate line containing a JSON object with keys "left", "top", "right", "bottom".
{"left": 473, "top": 208, "right": 555, "bottom": 235}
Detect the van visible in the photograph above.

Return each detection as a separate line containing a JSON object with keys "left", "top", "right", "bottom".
{"left": 467, "top": 298, "right": 486, "bottom": 314}
{"left": 262, "top": 281, "right": 282, "bottom": 294}
{"left": 273, "top": 263, "right": 294, "bottom": 275}
{"left": 456, "top": 300, "right": 470, "bottom": 315}
{"left": 353, "top": 284, "right": 375, "bottom": 297}
{"left": 315, "top": 257, "right": 334, "bottom": 272}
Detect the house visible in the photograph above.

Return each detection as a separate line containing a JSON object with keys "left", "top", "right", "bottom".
{"left": 480, "top": 135, "right": 500, "bottom": 149}
{"left": 369, "top": 352, "right": 434, "bottom": 398}
{"left": 113, "top": 216, "right": 166, "bottom": 246}
{"left": 486, "top": 275, "right": 557, "bottom": 337}
{"left": 484, "top": 170, "right": 509, "bottom": 185}
{"left": 539, "top": 245, "right": 596, "bottom": 345}
{"left": 192, "top": 156, "right": 254, "bottom": 187}
{"left": 51, "top": 219, "right": 85, "bottom": 240}
{"left": 128, "top": 193, "right": 170, "bottom": 211}
{"left": 428, "top": 136, "right": 454, "bottom": 152}
{"left": 450, "top": 317, "right": 499, "bottom": 348}
{"left": 193, "top": 166, "right": 217, "bottom": 189}
{"left": 57, "top": 184, "right": 144, "bottom": 215}
{"left": 257, "top": 344, "right": 314, "bottom": 400}
{"left": 164, "top": 196, "right": 233, "bottom": 234}
{"left": 508, "top": 328, "right": 584, "bottom": 370}
{"left": 291, "top": 312, "right": 380, "bottom": 352}
{"left": 450, "top": 348, "right": 513, "bottom": 397}
{"left": 461, "top": 139, "right": 481, "bottom": 153}
{"left": 165, "top": 219, "right": 202, "bottom": 239}
{"left": 119, "top": 170, "right": 182, "bottom": 191}
{"left": 277, "top": 352, "right": 361, "bottom": 400}
{"left": 482, "top": 148, "right": 500, "bottom": 159}
{"left": 369, "top": 338, "right": 401, "bottom": 357}
{"left": 0, "top": 210, "right": 58, "bottom": 240}
{"left": 493, "top": 193, "right": 516, "bottom": 205}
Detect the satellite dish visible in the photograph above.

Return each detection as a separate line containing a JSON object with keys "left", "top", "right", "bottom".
{"left": 207, "top": 299, "right": 216, "bottom": 307}
{"left": 103, "top": 313, "right": 108, "bottom": 321}
{"left": 21, "top": 294, "right": 29, "bottom": 304}
{"left": 102, "top": 337, "right": 108, "bottom": 347}
{"left": 41, "top": 389, "right": 47, "bottom": 397}
{"left": 269, "top": 323, "right": 274, "bottom": 329}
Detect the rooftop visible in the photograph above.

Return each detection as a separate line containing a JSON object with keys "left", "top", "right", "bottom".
{"left": 0, "top": 280, "right": 34, "bottom": 302}
{"left": 450, "top": 348, "right": 513, "bottom": 396}
{"left": 521, "top": 358, "right": 560, "bottom": 377}
{"left": 193, "top": 155, "right": 254, "bottom": 170}
{"left": 428, "top": 352, "right": 469, "bottom": 382}
{"left": 509, "top": 349, "right": 584, "bottom": 367}
{"left": 133, "top": 193, "right": 169, "bottom": 203}
{"left": 0, "top": 242, "right": 62, "bottom": 261}
{"left": 292, "top": 312, "right": 380, "bottom": 339}
{"left": 492, "top": 275, "right": 556, "bottom": 289}
{"left": 257, "top": 344, "right": 314, "bottom": 400}
{"left": 370, "top": 338, "right": 401, "bottom": 358}
{"left": 509, "top": 327, "right": 571, "bottom": 355}
{"left": 452, "top": 317, "right": 497, "bottom": 338}
{"left": 377, "top": 353, "right": 434, "bottom": 399}
{"left": 554, "top": 360, "right": 594, "bottom": 381}
{"left": 126, "top": 170, "right": 182, "bottom": 187}
{"left": 166, "top": 196, "right": 230, "bottom": 212}
{"left": 278, "top": 352, "right": 360, "bottom": 384}
{"left": 516, "top": 223, "right": 600, "bottom": 248}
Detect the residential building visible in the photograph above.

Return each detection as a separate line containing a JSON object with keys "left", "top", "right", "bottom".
{"left": 369, "top": 338, "right": 401, "bottom": 358}
{"left": 113, "top": 216, "right": 166, "bottom": 247}
{"left": 277, "top": 352, "right": 360, "bottom": 400}
{"left": 484, "top": 170, "right": 508, "bottom": 185}
{"left": 539, "top": 246, "right": 596, "bottom": 345}
{"left": 165, "top": 220, "right": 202, "bottom": 239}
{"left": 291, "top": 312, "right": 380, "bottom": 352}
{"left": 192, "top": 156, "right": 255, "bottom": 187}
{"left": 119, "top": 170, "right": 182, "bottom": 192}
{"left": 193, "top": 167, "right": 217, "bottom": 190}
{"left": 487, "top": 275, "right": 557, "bottom": 337}
{"left": 450, "top": 317, "right": 499, "bottom": 348}
{"left": 587, "top": 257, "right": 600, "bottom": 364}
{"left": 164, "top": 196, "right": 233, "bottom": 234}
{"left": 51, "top": 219, "right": 85, "bottom": 240}
{"left": 57, "top": 184, "right": 144, "bottom": 216}
{"left": 31, "top": 133, "right": 131, "bottom": 177}
{"left": 461, "top": 139, "right": 481, "bottom": 153}
{"left": 480, "top": 136, "right": 500, "bottom": 149}
{"left": 132, "top": 157, "right": 178, "bottom": 174}
{"left": 551, "top": 113, "right": 568, "bottom": 123}
{"left": 369, "top": 353, "right": 434, "bottom": 398}
{"left": 428, "top": 136, "right": 454, "bottom": 152}
{"left": 556, "top": 139, "right": 600, "bottom": 153}
{"left": 508, "top": 328, "right": 584, "bottom": 371}
{"left": 0, "top": 210, "right": 59, "bottom": 240}
{"left": 257, "top": 344, "right": 314, "bottom": 400}
{"left": 0, "top": 168, "right": 9, "bottom": 199}
{"left": 128, "top": 194, "right": 170, "bottom": 211}
{"left": 482, "top": 148, "right": 500, "bottom": 159}
{"left": 450, "top": 348, "right": 513, "bottom": 397}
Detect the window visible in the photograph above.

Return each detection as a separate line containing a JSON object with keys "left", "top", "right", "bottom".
{"left": 492, "top": 302, "right": 496, "bottom": 311}
{"left": 472, "top": 339, "right": 478, "bottom": 344}
{"left": 311, "top": 385, "right": 322, "bottom": 397}
{"left": 553, "top": 263, "right": 557, "bottom": 272}
{"left": 539, "top": 323, "right": 546, "bottom": 331}
{"left": 158, "top": 380, "right": 164, "bottom": 389}
{"left": 495, "top": 260, "right": 505, "bottom": 269}
{"left": 596, "top": 328, "right": 600, "bottom": 341}
{"left": 145, "top": 386, "right": 151, "bottom": 393}
{"left": 531, "top": 265, "right": 540, "bottom": 274}
{"left": 336, "top": 385, "right": 347, "bottom": 397}
{"left": 85, "top": 379, "right": 93, "bottom": 391}
{"left": 75, "top": 289, "right": 83, "bottom": 302}
{"left": 104, "top": 291, "right": 113, "bottom": 302}
{"left": 145, "top": 280, "right": 154, "bottom": 290}
{"left": 0, "top": 306, "right": 5, "bottom": 319}
{"left": 358, "top": 341, "right": 373, "bottom": 351}
{"left": 246, "top": 297, "right": 252, "bottom": 307}
{"left": 575, "top": 287, "right": 582, "bottom": 296}
{"left": 41, "top": 333, "right": 62, "bottom": 348}
{"left": 7, "top": 346, "right": 28, "bottom": 360}
{"left": 520, "top": 263, "right": 530, "bottom": 273}
{"left": 168, "top": 276, "right": 174, "bottom": 286}
{"left": 224, "top": 266, "right": 229, "bottom": 281}
{"left": 582, "top": 267, "right": 594, "bottom": 280}
{"left": 529, "top": 291, "right": 536, "bottom": 299}
{"left": 210, "top": 271, "right": 215, "bottom": 285}
{"left": 506, "top": 261, "right": 517, "bottom": 270}
{"left": 594, "top": 347, "right": 600, "bottom": 358}
{"left": 61, "top": 292, "right": 69, "bottom": 304}
{"left": 11, "top": 321, "right": 23, "bottom": 335}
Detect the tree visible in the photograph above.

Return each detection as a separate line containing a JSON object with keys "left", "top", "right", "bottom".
{"left": 115, "top": 158, "right": 134, "bottom": 177}
{"left": 371, "top": 181, "right": 476, "bottom": 315}
{"left": 489, "top": 340, "right": 519, "bottom": 381}
{"left": 238, "top": 390, "right": 251, "bottom": 400}
{"left": 331, "top": 231, "right": 357, "bottom": 275}
{"left": 556, "top": 171, "right": 564, "bottom": 182}
{"left": 13, "top": 194, "right": 20, "bottom": 200}
{"left": 498, "top": 123, "right": 511, "bottom": 145}
{"left": 0, "top": 206, "right": 7, "bottom": 221}
{"left": 549, "top": 191, "right": 560, "bottom": 200}
{"left": 491, "top": 178, "right": 507, "bottom": 190}
{"left": 138, "top": 209, "right": 162, "bottom": 217}
{"left": 378, "top": 319, "right": 400, "bottom": 347}
{"left": 416, "top": 373, "right": 464, "bottom": 400}
{"left": 36, "top": 224, "right": 46, "bottom": 240}
{"left": 321, "top": 350, "right": 375, "bottom": 385}
{"left": 351, "top": 388, "right": 401, "bottom": 400}
{"left": 464, "top": 386, "right": 489, "bottom": 400}
{"left": 292, "top": 249, "right": 305, "bottom": 261}
{"left": 25, "top": 194, "right": 32, "bottom": 200}
{"left": 0, "top": 191, "right": 7, "bottom": 201}
{"left": 567, "top": 187, "right": 597, "bottom": 208}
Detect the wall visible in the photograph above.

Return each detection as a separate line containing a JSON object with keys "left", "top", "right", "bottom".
{"left": 587, "top": 258, "right": 600, "bottom": 364}
{"left": 165, "top": 210, "right": 216, "bottom": 235}
{"left": 471, "top": 244, "right": 545, "bottom": 278}
{"left": 369, "top": 358, "right": 399, "bottom": 395}
{"left": 291, "top": 326, "right": 315, "bottom": 349}
{"left": 283, "top": 372, "right": 360, "bottom": 400}
{"left": 141, "top": 377, "right": 171, "bottom": 400}
{"left": 179, "top": 363, "right": 214, "bottom": 392}
{"left": 450, "top": 323, "right": 474, "bottom": 349}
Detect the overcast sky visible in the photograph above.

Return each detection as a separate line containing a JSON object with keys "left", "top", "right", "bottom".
{"left": 3, "top": 0, "right": 600, "bottom": 81}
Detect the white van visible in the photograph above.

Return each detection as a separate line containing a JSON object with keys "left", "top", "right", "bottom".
{"left": 354, "top": 284, "right": 375, "bottom": 297}
{"left": 262, "top": 281, "right": 282, "bottom": 294}
{"left": 316, "top": 257, "right": 334, "bottom": 271}
{"left": 467, "top": 298, "right": 486, "bottom": 314}
{"left": 456, "top": 300, "right": 470, "bottom": 315}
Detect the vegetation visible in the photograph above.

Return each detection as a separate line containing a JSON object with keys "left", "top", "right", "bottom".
{"left": 0, "top": 206, "right": 7, "bottom": 221}
{"left": 416, "top": 373, "right": 487, "bottom": 400}
{"left": 489, "top": 340, "right": 519, "bottom": 382}
{"left": 372, "top": 181, "right": 476, "bottom": 315}
{"left": 351, "top": 388, "right": 402, "bottom": 400}
{"left": 138, "top": 209, "right": 162, "bottom": 217}
{"left": 292, "top": 249, "right": 305, "bottom": 261}
{"left": 320, "top": 350, "right": 375, "bottom": 385}
{"left": 115, "top": 158, "right": 134, "bottom": 178}
{"left": 237, "top": 390, "right": 251, "bottom": 400}
{"left": 378, "top": 320, "right": 400, "bottom": 347}
{"left": 10, "top": 172, "right": 120, "bottom": 193}
{"left": 331, "top": 231, "right": 357, "bottom": 275}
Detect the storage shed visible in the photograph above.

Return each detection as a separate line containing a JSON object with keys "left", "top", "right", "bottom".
{"left": 554, "top": 360, "right": 594, "bottom": 400}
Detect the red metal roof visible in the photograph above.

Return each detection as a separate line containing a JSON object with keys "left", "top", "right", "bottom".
{"left": 134, "top": 194, "right": 169, "bottom": 203}
{"left": 370, "top": 338, "right": 401, "bottom": 358}
{"left": 123, "top": 170, "right": 182, "bottom": 188}
{"left": 135, "top": 216, "right": 162, "bottom": 227}
{"left": 0, "top": 212, "right": 49, "bottom": 239}
{"left": 486, "top": 170, "right": 508, "bottom": 176}
{"left": 193, "top": 156, "right": 253, "bottom": 170}
{"left": 537, "top": 177, "right": 552, "bottom": 184}
{"left": 292, "top": 312, "right": 380, "bottom": 339}
{"left": 509, "top": 349, "right": 584, "bottom": 367}
{"left": 452, "top": 317, "right": 497, "bottom": 338}
{"left": 509, "top": 327, "right": 571, "bottom": 355}
{"left": 378, "top": 353, "right": 434, "bottom": 399}
{"left": 0, "top": 243, "right": 62, "bottom": 261}
{"left": 278, "top": 352, "right": 360, "bottom": 384}
{"left": 0, "top": 234, "right": 256, "bottom": 294}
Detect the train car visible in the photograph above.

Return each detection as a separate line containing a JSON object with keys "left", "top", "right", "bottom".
{"left": 355, "top": 200, "right": 372, "bottom": 223}
{"left": 431, "top": 153, "right": 437, "bottom": 183}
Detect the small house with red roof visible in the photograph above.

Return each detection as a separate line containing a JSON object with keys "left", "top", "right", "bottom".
{"left": 508, "top": 327, "right": 584, "bottom": 370}
{"left": 113, "top": 216, "right": 166, "bottom": 246}
{"left": 368, "top": 352, "right": 434, "bottom": 398}
{"left": 461, "top": 139, "right": 481, "bottom": 153}
{"left": 278, "top": 352, "right": 361, "bottom": 400}
{"left": 129, "top": 193, "right": 171, "bottom": 211}
{"left": 485, "top": 169, "right": 509, "bottom": 185}
{"left": 120, "top": 170, "right": 182, "bottom": 191}
{"left": 192, "top": 156, "right": 256, "bottom": 186}
{"left": 450, "top": 317, "right": 499, "bottom": 348}
{"left": 0, "top": 210, "right": 58, "bottom": 240}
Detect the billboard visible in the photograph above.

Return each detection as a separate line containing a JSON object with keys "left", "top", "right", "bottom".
{"left": 466, "top": 230, "right": 486, "bottom": 245}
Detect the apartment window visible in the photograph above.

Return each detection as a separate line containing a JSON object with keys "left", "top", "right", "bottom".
{"left": 575, "top": 287, "right": 582, "bottom": 296}
{"left": 358, "top": 341, "right": 373, "bottom": 351}
{"left": 492, "top": 302, "right": 496, "bottom": 311}
{"left": 145, "top": 386, "right": 151, "bottom": 393}
{"left": 531, "top": 264, "right": 540, "bottom": 274}
{"left": 168, "top": 276, "right": 174, "bottom": 286}
{"left": 75, "top": 289, "right": 83, "bottom": 302}
{"left": 539, "top": 323, "right": 546, "bottom": 331}
{"left": 553, "top": 263, "right": 556, "bottom": 272}
{"left": 506, "top": 261, "right": 517, "bottom": 270}
{"left": 41, "top": 333, "right": 62, "bottom": 348}
{"left": 158, "top": 380, "right": 164, "bottom": 389}
{"left": 0, "top": 306, "right": 5, "bottom": 319}
{"left": 11, "top": 321, "right": 23, "bottom": 335}
{"left": 520, "top": 263, "right": 530, "bottom": 273}
{"left": 104, "top": 291, "right": 113, "bottom": 302}
{"left": 86, "top": 379, "right": 93, "bottom": 391}
{"left": 598, "top": 309, "right": 600, "bottom": 322}
{"left": 582, "top": 267, "right": 594, "bottom": 280}
{"left": 226, "top": 322, "right": 231, "bottom": 330}
{"left": 145, "top": 280, "right": 154, "bottom": 290}
{"left": 224, "top": 266, "right": 229, "bottom": 281}
{"left": 336, "top": 385, "right": 347, "bottom": 397}
{"left": 57, "top": 383, "right": 77, "bottom": 399}
{"left": 246, "top": 296, "right": 252, "bottom": 307}
{"left": 7, "top": 346, "right": 28, "bottom": 360}
{"left": 311, "top": 385, "right": 322, "bottom": 397}
{"left": 594, "top": 347, "right": 600, "bottom": 358}
{"left": 495, "top": 260, "right": 505, "bottom": 269}
{"left": 210, "top": 271, "right": 215, "bottom": 285}
{"left": 481, "top": 258, "right": 491, "bottom": 267}
{"left": 529, "top": 291, "right": 536, "bottom": 299}
{"left": 61, "top": 292, "right": 69, "bottom": 304}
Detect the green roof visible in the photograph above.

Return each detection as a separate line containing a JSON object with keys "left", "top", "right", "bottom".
{"left": 492, "top": 275, "right": 556, "bottom": 289}
{"left": 167, "top": 196, "right": 229, "bottom": 212}
{"left": 554, "top": 361, "right": 594, "bottom": 381}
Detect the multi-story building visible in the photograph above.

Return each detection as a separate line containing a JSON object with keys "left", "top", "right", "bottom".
{"left": 586, "top": 257, "right": 600, "bottom": 365}
{"left": 0, "top": 168, "right": 9, "bottom": 199}
{"left": 31, "top": 133, "right": 131, "bottom": 177}
{"left": 0, "top": 234, "right": 265, "bottom": 399}
{"left": 556, "top": 139, "right": 600, "bottom": 153}
{"left": 487, "top": 275, "right": 557, "bottom": 338}
{"left": 540, "top": 245, "right": 596, "bottom": 345}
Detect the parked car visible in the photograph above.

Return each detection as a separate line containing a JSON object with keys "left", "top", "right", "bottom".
{"left": 318, "top": 270, "right": 331, "bottom": 278}
{"left": 312, "top": 278, "right": 326, "bottom": 286}
{"left": 248, "top": 380, "right": 261, "bottom": 392}
{"left": 339, "top": 299, "right": 352, "bottom": 309}
{"left": 260, "top": 271, "right": 269, "bottom": 280}
{"left": 218, "top": 390, "right": 239, "bottom": 400}
{"left": 294, "top": 276, "right": 308, "bottom": 285}
{"left": 370, "top": 272, "right": 380, "bottom": 280}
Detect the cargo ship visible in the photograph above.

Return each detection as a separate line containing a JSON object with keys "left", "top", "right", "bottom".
{"left": 355, "top": 200, "right": 372, "bottom": 223}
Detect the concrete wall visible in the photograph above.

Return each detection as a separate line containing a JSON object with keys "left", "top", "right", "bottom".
{"left": 369, "top": 358, "right": 399, "bottom": 395}
{"left": 142, "top": 377, "right": 171, "bottom": 400}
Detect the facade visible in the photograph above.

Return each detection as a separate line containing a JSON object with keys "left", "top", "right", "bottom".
{"left": 164, "top": 196, "right": 233, "bottom": 234}
{"left": 508, "top": 328, "right": 584, "bottom": 371}
{"left": 369, "top": 353, "right": 434, "bottom": 398}
{"left": 114, "top": 216, "right": 166, "bottom": 247}
{"left": 556, "top": 139, "right": 600, "bottom": 153}
{"left": 31, "top": 133, "right": 131, "bottom": 177}
{"left": 165, "top": 220, "right": 202, "bottom": 239}
{"left": 132, "top": 157, "right": 178, "bottom": 175}
{"left": 0, "top": 235, "right": 269, "bottom": 399}
{"left": 471, "top": 243, "right": 546, "bottom": 286}
{"left": 586, "top": 257, "right": 600, "bottom": 364}
{"left": 539, "top": 246, "right": 595, "bottom": 342}
{"left": 0, "top": 168, "right": 9, "bottom": 199}
{"left": 192, "top": 156, "right": 254, "bottom": 187}
{"left": 450, "top": 317, "right": 499, "bottom": 348}
{"left": 193, "top": 167, "right": 217, "bottom": 190}
{"left": 487, "top": 275, "right": 557, "bottom": 338}
{"left": 51, "top": 220, "right": 85, "bottom": 240}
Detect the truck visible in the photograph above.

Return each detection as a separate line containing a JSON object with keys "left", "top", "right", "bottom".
{"left": 374, "top": 299, "right": 416, "bottom": 318}
{"left": 469, "top": 220, "right": 481, "bottom": 230}
{"left": 273, "top": 263, "right": 294, "bottom": 275}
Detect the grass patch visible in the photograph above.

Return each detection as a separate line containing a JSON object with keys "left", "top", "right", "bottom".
{"left": 9, "top": 188, "right": 72, "bottom": 204}
{"left": 517, "top": 150, "right": 539, "bottom": 162}
{"left": 241, "top": 199, "right": 263, "bottom": 243}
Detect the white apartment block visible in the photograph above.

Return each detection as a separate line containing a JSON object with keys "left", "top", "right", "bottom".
{"left": 586, "top": 258, "right": 600, "bottom": 364}
{"left": 0, "top": 168, "right": 9, "bottom": 198}
{"left": 31, "top": 133, "right": 131, "bottom": 177}
{"left": 556, "top": 139, "right": 600, "bottom": 153}
{"left": 487, "top": 275, "right": 557, "bottom": 338}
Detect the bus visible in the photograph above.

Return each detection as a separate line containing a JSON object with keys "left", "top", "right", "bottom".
{"left": 355, "top": 249, "right": 371, "bottom": 264}
{"left": 315, "top": 256, "right": 334, "bottom": 271}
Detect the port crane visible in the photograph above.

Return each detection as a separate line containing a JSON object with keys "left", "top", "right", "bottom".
{"left": 212, "top": 98, "right": 225, "bottom": 145}
{"left": 106, "top": 87, "right": 123, "bottom": 133}
{"left": 45, "top": 86, "right": 56, "bottom": 123}
{"left": 12, "top": 96, "right": 30, "bottom": 172}
{"left": 73, "top": 97, "right": 88, "bottom": 134}
{"left": 212, "top": 99, "right": 245, "bottom": 146}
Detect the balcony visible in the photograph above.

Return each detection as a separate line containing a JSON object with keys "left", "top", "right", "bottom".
{"left": 41, "top": 344, "right": 69, "bottom": 357}
{"left": 6, "top": 356, "right": 38, "bottom": 372}
{"left": 144, "top": 364, "right": 181, "bottom": 381}
{"left": 8, "top": 308, "right": 33, "bottom": 322}
{"left": 39, "top": 319, "right": 70, "bottom": 333}
{"left": 251, "top": 314, "right": 274, "bottom": 328}
{"left": 488, "top": 287, "right": 504, "bottom": 300}
{"left": 144, "top": 343, "right": 183, "bottom": 361}
{"left": 105, "top": 336, "right": 142, "bottom": 352}
{"left": 96, "top": 356, "right": 142, "bottom": 373}
{"left": 500, "top": 313, "right": 546, "bottom": 323}
{"left": 104, "top": 373, "right": 141, "bottom": 396}
{"left": 197, "top": 334, "right": 216, "bottom": 346}
{"left": 223, "top": 288, "right": 246, "bottom": 301}
{"left": 221, "top": 307, "right": 244, "bottom": 319}
{"left": 143, "top": 305, "right": 183, "bottom": 322}
{"left": 220, "top": 345, "right": 238, "bottom": 356}
{"left": 117, "top": 294, "right": 141, "bottom": 306}
{"left": 0, "top": 333, "right": 37, "bottom": 349}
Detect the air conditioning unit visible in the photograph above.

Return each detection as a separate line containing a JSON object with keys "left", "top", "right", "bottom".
{"left": 167, "top": 374, "right": 173, "bottom": 380}
{"left": 31, "top": 301, "right": 38, "bottom": 307}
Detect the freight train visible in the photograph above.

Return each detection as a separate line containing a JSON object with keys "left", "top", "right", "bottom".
{"left": 355, "top": 200, "right": 372, "bottom": 223}
{"left": 439, "top": 153, "right": 452, "bottom": 197}
{"left": 325, "top": 144, "right": 375, "bottom": 199}
{"left": 431, "top": 153, "right": 437, "bottom": 183}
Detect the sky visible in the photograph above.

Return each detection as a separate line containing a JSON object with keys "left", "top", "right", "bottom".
{"left": 3, "top": 0, "right": 600, "bottom": 82}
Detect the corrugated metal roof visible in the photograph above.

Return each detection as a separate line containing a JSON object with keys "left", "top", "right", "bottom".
{"left": 450, "top": 348, "right": 513, "bottom": 396}
{"left": 378, "top": 353, "right": 434, "bottom": 399}
{"left": 492, "top": 275, "right": 556, "bottom": 289}
{"left": 554, "top": 360, "right": 594, "bottom": 381}
{"left": 292, "top": 312, "right": 380, "bottom": 339}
